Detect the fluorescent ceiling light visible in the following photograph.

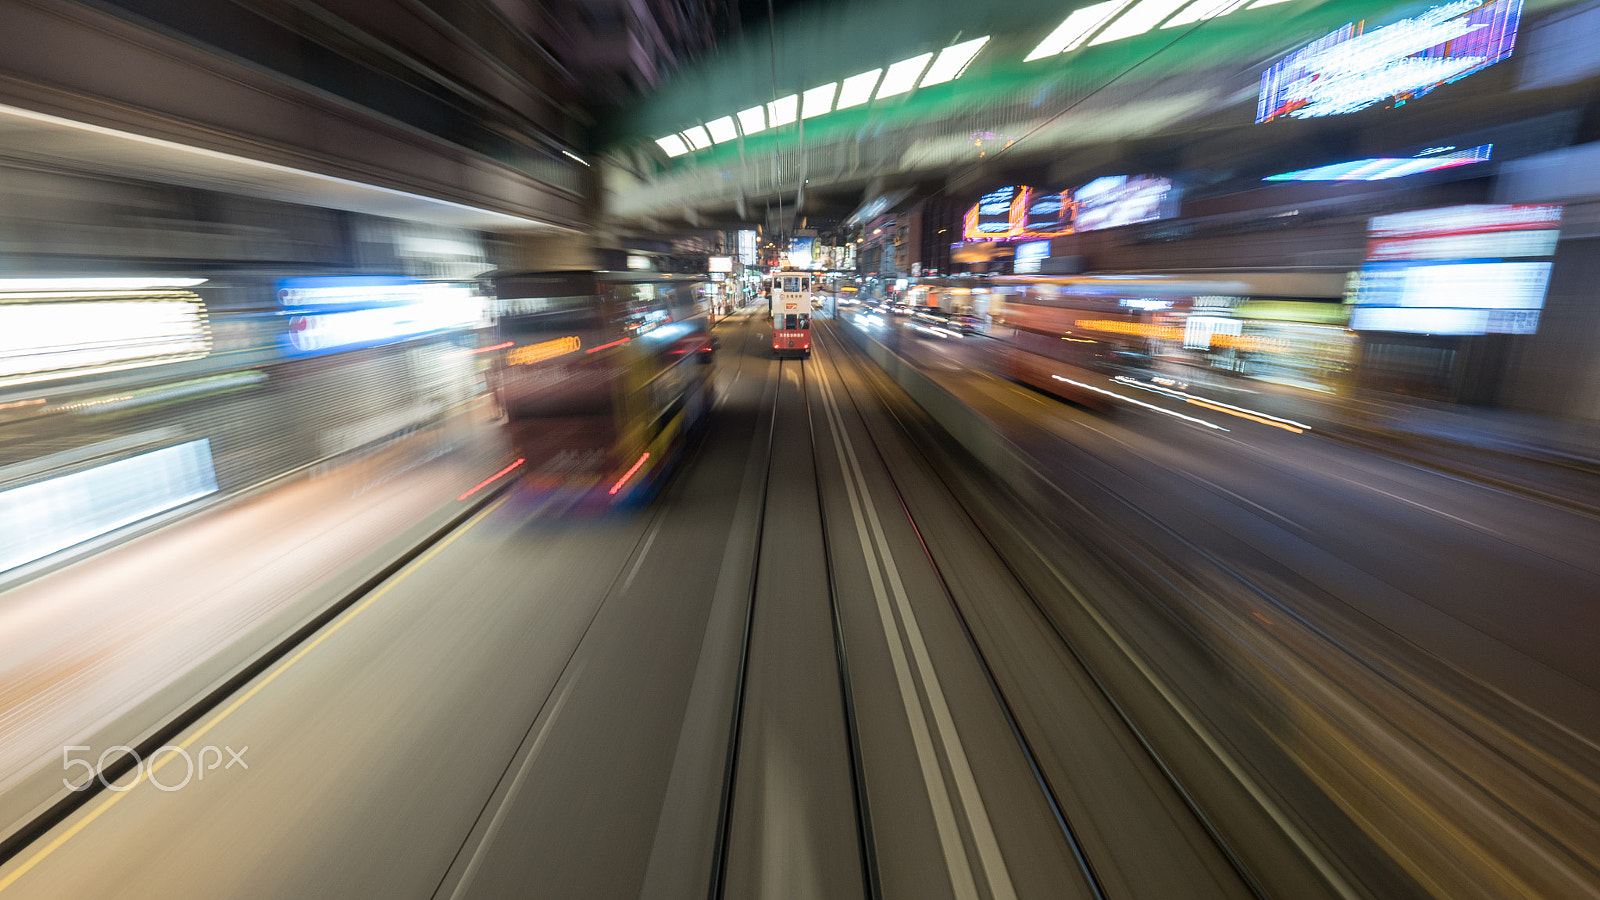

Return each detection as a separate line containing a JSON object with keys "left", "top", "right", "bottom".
{"left": 656, "top": 135, "right": 689, "bottom": 157}
{"left": 919, "top": 36, "right": 991, "bottom": 87}
{"left": 1090, "top": 0, "right": 1194, "bottom": 44}
{"left": 682, "top": 125, "right": 712, "bottom": 150}
{"left": 737, "top": 105, "right": 767, "bottom": 135}
{"left": 874, "top": 53, "right": 934, "bottom": 99}
{"left": 1026, "top": 0, "right": 1134, "bottom": 60}
{"left": 1247, "top": 0, "right": 1295, "bottom": 7}
{"left": 1162, "top": 0, "right": 1250, "bottom": 29}
{"left": 836, "top": 69, "right": 882, "bottom": 109}
{"left": 705, "top": 116, "right": 738, "bottom": 143}
{"left": 767, "top": 94, "right": 798, "bottom": 127}
{"left": 802, "top": 83, "right": 838, "bottom": 118}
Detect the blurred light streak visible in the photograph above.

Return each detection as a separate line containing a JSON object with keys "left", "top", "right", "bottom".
{"left": 1265, "top": 144, "right": 1492, "bottom": 181}
{"left": 457, "top": 458, "right": 525, "bottom": 501}
{"left": 737, "top": 105, "right": 768, "bottom": 135}
{"left": 655, "top": 134, "right": 690, "bottom": 157}
{"left": 0, "top": 101, "right": 550, "bottom": 230}
{"left": 836, "top": 69, "right": 883, "bottom": 109}
{"left": 609, "top": 452, "right": 650, "bottom": 495}
{"left": 1113, "top": 376, "right": 1309, "bottom": 431}
{"left": 1090, "top": 0, "right": 1194, "bottom": 44}
{"left": 919, "top": 36, "right": 991, "bottom": 86}
{"left": 0, "top": 278, "right": 206, "bottom": 291}
{"left": 585, "top": 338, "right": 630, "bottom": 354}
{"left": 1026, "top": 0, "right": 1134, "bottom": 60}
{"left": 801, "top": 83, "right": 838, "bottom": 119}
{"left": 561, "top": 150, "right": 590, "bottom": 166}
{"left": 61, "top": 372, "right": 267, "bottom": 416}
{"left": 472, "top": 341, "right": 514, "bottom": 354}
{"left": 0, "top": 398, "right": 46, "bottom": 412}
{"left": 1051, "top": 375, "right": 1228, "bottom": 429}
{"left": 874, "top": 53, "right": 934, "bottom": 99}
{"left": 705, "top": 116, "right": 738, "bottom": 143}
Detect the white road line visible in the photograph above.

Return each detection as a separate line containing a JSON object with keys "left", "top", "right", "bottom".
{"left": 445, "top": 662, "right": 585, "bottom": 900}
{"left": 620, "top": 519, "right": 662, "bottom": 594}
{"left": 812, "top": 364, "right": 980, "bottom": 900}
{"left": 813, "top": 354, "right": 1017, "bottom": 900}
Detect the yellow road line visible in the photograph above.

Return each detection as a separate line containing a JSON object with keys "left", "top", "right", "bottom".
{"left": 0, "top": 495, "right": 509, "bottom": 893}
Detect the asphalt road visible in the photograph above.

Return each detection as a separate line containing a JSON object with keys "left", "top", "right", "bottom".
{"left": 9, "top": 303, "right": 1594, "bottom": 899}
{"left": 0, "top": 308, "right": 1263, "bottom": 899}
{"left": 849, "top": 307, "right": 1600, "bottom": 900}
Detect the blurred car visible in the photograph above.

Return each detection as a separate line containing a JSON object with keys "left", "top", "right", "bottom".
{"left": 950, "top": 314, "right": 990, "bottom": 335}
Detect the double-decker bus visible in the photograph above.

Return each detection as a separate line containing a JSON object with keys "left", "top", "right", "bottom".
{"left": 989, "top": 272, "right": 1349, "bottom": 409}
{"left": 487, "top": 270, "right": 714, "bottom": 506}
{"left": 771, "top": 270, "right": 812, "bottom": 357}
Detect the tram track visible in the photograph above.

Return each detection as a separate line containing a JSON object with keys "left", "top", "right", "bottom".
{"left": 708, "top": 345, "right": 879, "bottom": 900}
{"left": 811, "top": 321, "right": 1276, "bottom": 900}
{"left": 801, "top": 358, "right": 884, "bottom": 900}
{"left": 820, "top": 313, "right": 1600, "bottom": 899}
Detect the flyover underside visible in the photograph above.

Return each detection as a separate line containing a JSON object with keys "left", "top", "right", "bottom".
{"left": 603, "top": 68, "right": 1229, "bottom": 227}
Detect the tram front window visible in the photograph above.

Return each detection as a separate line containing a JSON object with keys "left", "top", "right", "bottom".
{"left": 785, "top": 314, "right": 798, "bottom": 329}
{"left": 797, "top": 314, "right": 809, "bottom": 329}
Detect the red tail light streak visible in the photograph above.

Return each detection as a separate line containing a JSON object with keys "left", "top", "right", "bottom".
{"left": 457, "top": 458, "right": 525, "bottom": 501}
{"left": 608, "top": 452, "right": 650, "bottom": 495}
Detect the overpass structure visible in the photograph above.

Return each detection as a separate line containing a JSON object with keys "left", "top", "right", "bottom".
{"left": 597, "top": 0, "right": 1600, "bottom": 230}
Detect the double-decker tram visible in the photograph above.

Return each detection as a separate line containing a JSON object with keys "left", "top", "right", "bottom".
{"left": 487, "top": 270, "right": 715, "bottom": 507}
{"left": 771, "top": 269, "right": 812, "bottom": 357}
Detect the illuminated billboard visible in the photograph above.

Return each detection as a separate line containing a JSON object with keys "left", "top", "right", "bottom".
{"left": 1014, "top": 240, "right": 1051, "bottom": 274}
{"left": 737, "top": 230, "right": 758, "bottom": 266}
{"left": 1, "top": 288, "right": 210, "bottom": 388}
{"left": 964, "top": 186, "right": 1024, "bottom": 240}
{"left": 788, "top": 237, "right": 816, "bottom": 269}
{"left": 1024, "top": 191, "right": 1074, "bottom": 237}
{"left": 963, "top": 186, "right": 1082, "bottom": 241}
{"left": 1265, "top": 144, "right": 1493, "bottom": 181}
{"left": 1349, "top": 204, "right": 1561, "bottom": 335}
{"left": 1258, "top": 0, "right": 1523, "bottom": 124}
{"left": 1074, "top": 175, "right": 1174, "bottom": 232}
{"left": 277, "top": 277, "right": 486, "bottom": 357}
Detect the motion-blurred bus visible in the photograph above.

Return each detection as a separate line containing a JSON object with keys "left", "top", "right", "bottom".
{"left": 488, "top": 270, "right": 715, "bottom": 506}
{"left": 772, "top": 270, "right": 812, "bottom": 357}
{"left": 987, "top": 272, "right": 1349, "bottom": 409}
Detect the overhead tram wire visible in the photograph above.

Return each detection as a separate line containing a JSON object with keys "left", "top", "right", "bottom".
{"left": 767, "top": 0, "right": 784, "bottom": 247}
{"left": 949, "top": 0, "right": 1265, "bottom": 188}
